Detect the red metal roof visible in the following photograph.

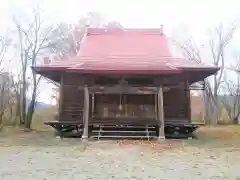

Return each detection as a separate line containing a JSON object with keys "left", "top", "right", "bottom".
{"left": 34, "top": 28, "right": 219, "bottom": 75}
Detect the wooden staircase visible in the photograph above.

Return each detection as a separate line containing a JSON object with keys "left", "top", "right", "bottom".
{"left": 90, "top": 125, "right": 157, "bottom": 139}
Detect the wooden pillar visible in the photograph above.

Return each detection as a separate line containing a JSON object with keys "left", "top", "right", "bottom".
{"left": 154, "top": 94, "right": 158, "bottom": 121}
{"left": 158, "top": 86, "right": 165, "bottom": 140}
{"left": 91, "top": 93, "right": 95, "bottom": 117}
{"left": 82, "top": 85, "right": 89, "bottom": 140}
{"left": 185, "top": 80, "right": 191, "bottom": 120}
{"left": 58, "top": 75, "right": 63, "bottom": 119}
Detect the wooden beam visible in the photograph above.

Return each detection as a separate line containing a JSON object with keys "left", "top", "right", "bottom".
{"left": 64, "top": 84, "right": 187, "bottom": 94}
{"left": 90, "top": 86, "right": 158, "bottom": 94}
{"left": 157, "top": 86, "right": 165, "bottom": 140}
{"left": 82, "top": 85, "right": 89, "bottom": 140}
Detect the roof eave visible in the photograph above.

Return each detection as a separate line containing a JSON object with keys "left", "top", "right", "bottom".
{"left": 180, "top": 67, "right": 220, "bottom": 74}
{"left": 32, "top": 66, "right": 67, "bottom": 73}
{"left": 65, "top": 69, "right": 182, "bottom": 75}
{"left": 32, "top": 65, "right": 183, "bottom": 75}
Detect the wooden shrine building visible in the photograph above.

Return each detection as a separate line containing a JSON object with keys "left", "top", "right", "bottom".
{"left": 33, "top": 27, "right": 219, "bottom": 140}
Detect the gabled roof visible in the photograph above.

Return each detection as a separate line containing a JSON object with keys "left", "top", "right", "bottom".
{"left": 33, "top": 28, "right": 219, "bottom": 75}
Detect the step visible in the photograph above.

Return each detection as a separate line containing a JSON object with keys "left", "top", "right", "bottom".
{"left": 91, "top": 135, "right": 157, "bottom": 138}
{"left": 91, "top": 127, "right": 156, "bottom": 130}
{"left": 92, "top": 130, "right": 156, "bottom": 133}
{"left": 92, "top": 125, "right": 156, "bottom": 128}
{"left": 63, "top": 109, "right": 83, "bottom": 112}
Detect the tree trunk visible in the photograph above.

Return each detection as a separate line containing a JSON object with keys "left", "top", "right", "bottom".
{"left": 25, "top": 70, "right": 37, "bottom": 129}
{"left": 25, "top": 99, "right": 35, "bottom": 129}
{"left": 21, "top": 53, "right": 28, "bottom": 125}
{"left": 234, "top": 118, "right": 238, "bottom": 124}
{"left": 0, "top": 112, "right": 4, "bottom": 126}
{"left": 15, "top": 92, "right": 23, "bottom": 125}
{"left": 21, "top": 77, "right": 27, "bottom": 124}
{"left": 233, "top": 113, "right": 240, "bottom": 124}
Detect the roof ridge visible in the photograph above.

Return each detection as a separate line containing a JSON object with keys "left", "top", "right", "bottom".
{"left": 87, "top": 28, "right": 165, "bottom": 35}
{"left": 77, "top": 55, "right": 174, "bottom": 58}
{"left": 87, "top": 27, "right": 163, "bottom": 31}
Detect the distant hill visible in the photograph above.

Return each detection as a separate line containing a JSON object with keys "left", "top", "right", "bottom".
{"left": 26, "top": 99, "right": 54, "bottom": 111}
{"left": 35, "top": 101, "right": 54, "bottom": 110}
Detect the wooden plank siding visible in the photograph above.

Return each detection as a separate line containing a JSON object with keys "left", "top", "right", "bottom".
{"left": 59, "top": 74, "right": 85, "bottom": 123}
{"left": 163, "top": 88, "right": 190, "bottom": 121}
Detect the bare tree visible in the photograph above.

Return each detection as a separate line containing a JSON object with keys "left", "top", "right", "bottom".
{"left": 0, "top": 37, "right": 10, "bottom": 128}
{"left": 10, "top": 71, "right": 23, "bottom": 124}
{"left": 13, "top": 8, "right": 54, "bottom": 129}
{"left": 173, "top": 23, "right": 237, "bottom": 124}
{"left": 221, "top": 77, "right": 240, "bottom": 124}
{"left": 47, "top": 12, "right": 102, "bottom": 60}
{"left": 48, "top": 12, "right": 124, "bottom": 60}
{"left": 0, "top": 37, "right": 8, "bottom": 71}
{"left": 222, "top": 56, "right": 240, "bottom": 124}
{"left": 46, "top": 13, "right": 124, "bottom": 89}
{"left": 0, "top": 74, "right": 10, "bottom": 127}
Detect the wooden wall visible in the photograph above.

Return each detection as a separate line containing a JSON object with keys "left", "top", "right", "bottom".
{"left": 92, "top": 89, "right": 190, "bottom": 125}
{"left": 58, "top": 73, "right": 191, "bottom": 125}
{"left": 58, "top": 75, "right": 85, "bottom": 122}
{"left": 163, "top": 88, "right": 190, "bottom": 123}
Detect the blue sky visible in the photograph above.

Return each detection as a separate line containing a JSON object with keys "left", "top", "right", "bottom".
{"left": 1, "top": 0, "right": 240, "bottom": 103}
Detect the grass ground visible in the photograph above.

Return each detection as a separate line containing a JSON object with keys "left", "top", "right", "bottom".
{"left": 1, "top": 124, "right": 240, "bottom": 149}
{"left": 197, "top": 125, "right": 240, "bottom": 142}
{"left": 0, "top": 125, "right": 240, "bottom": 179}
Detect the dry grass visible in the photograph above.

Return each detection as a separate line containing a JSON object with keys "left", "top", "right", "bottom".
{"left": 31, "top": 107, "right": 57, "bottom": 131}
{"left": 188, "top": 125, "right": 240, "bottom": 151}
{"left": 118, "top": 125, "right": 240, "bottom": 152}
{"left": 197, "top": 125, "right": 240, "bottom": 139}
{"left": 1, "top": 125, "right": 240, "bottom": 151}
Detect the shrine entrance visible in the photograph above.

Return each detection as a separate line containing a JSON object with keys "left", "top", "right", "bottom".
{"left": 93, "top": 94, "right": 156, "bottom": 121}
